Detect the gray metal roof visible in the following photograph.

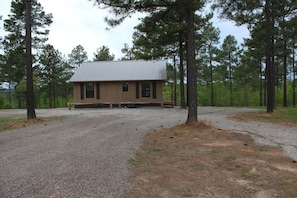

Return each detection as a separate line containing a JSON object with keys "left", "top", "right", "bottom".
{"left": 69, "top": 60, "right": 167, "bottom": 82}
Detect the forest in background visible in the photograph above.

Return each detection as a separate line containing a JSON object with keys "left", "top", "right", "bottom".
{"left": 0, "top": 0, "right": 296, "bottom": 109}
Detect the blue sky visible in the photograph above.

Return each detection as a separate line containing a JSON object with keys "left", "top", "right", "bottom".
{"left": 0, "top": 0, "right": 250, "bottom": 60}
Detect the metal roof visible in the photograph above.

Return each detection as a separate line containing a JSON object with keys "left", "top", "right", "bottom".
{"left": 69, "top": 60, "right": 167, "bottom": 82}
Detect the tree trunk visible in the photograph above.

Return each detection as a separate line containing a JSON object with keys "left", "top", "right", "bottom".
{"left": 53, "top": 85, "right": 57, "bottom": 108}
{"left": 25, "top": 0, "right": 36, "bottom": 119}
{"left": 210, "top": 45, "right": 214, "bottom": 106}
{"left": 265, "top": 0, "right": 274, "bottom": 113}
{"left": 229, "top": 53, "right": 233, "bottom": 106}
{"left": 271, "top": 33, "right": 275, "bottom": 108}
{"left": 259, "top": 59, "right": 263, "bottom": 106}
{"left": 49, "top": 86, "right": 52, "bottom": 108}
{"left": 16, "top": 89, "right": 22, "bottom": 108}
{"left": 173, "top": 55, "right": 177, "bottom": 106}
{"left": 186, "top": 0, "right": 197, "bottom": 123}
{"left": 293, "top": 47, "right": 296, "bottom": 107}
{"left": 283, "top": 40, "right": 287, "bottom": 108}
{"left": 179, "top": 33, "right": 186, "bottom": 108}
{"left": 8, "top": 82, "right": 12, "bottom": 108}
{"left": 264, "top": 68, "right": 267, "bottom": 106}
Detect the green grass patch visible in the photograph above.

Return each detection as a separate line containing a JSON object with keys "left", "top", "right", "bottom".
{"left": 261, "top": 108, "right": 297, "bottom": 124}
{"left": 0, "top": 115, "right": 70, "bottom": 132}
{"left": 242, "top": 172, "right": 260, "bottom": 180}
{"left": 223, "top": 154, "right": 237, "bottom": 163}
{"left": 234, "top": 107, "right": 297, "bottom": 127}
{"left": 0, "top": 116, "right": 27, "bottom": 132}
{"left": 128, "top": 156, "right": 155, "bottom": 169}
{"left": 283, "top": 108, "right": 297, "bottom": 122}
{"left": 148, "top": 146, "right": 164, "bottom": 153}
{"left": 128, "top": 158, "right": 140, "bottom": 168}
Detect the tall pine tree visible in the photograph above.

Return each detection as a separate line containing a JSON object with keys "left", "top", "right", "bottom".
{"left": 2, "top": 0, "right": 52, "bottom": 110}
{"left": 68, "top": 45, "right": 88, "bottom": 70}
{"left": 91, "top": 0, "right": 206, "bottom": 122}
{"left": 25, "top": 0, "right": 36, "bottom": 119}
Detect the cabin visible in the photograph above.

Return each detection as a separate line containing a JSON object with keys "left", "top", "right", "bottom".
{"left": 68, "top": 60, "right": 167, "bottom": 108}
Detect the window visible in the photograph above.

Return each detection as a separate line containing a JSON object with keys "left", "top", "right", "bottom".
{"left": 141, "top": 82, "right": 150, "bottom": 97}
{"left": 136, "top": 82, "right": 139, "bottom": 99}
{"left": 122, "top": 82, "right": 128, "bottom": 92}
{"left": 80, "top": 83, "right": 84, "bottom": 99}
{"left": 152, "top": 81, "right": 156, "bottom": 99}
{"left": 96, "top": 82, "right": 100, "bottom": 99}
{"left": 86, "top": 83, "right": 94, "bottom": 98}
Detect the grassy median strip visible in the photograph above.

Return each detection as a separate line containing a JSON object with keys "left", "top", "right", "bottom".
{"left": 0, "top": 116, "right": 69, "bottom": 132}
{"left": 0, "top": 117, "right": 27, "bottom": 132}
{"left": 233, "top": 107, "right": 297, "bottom": 127}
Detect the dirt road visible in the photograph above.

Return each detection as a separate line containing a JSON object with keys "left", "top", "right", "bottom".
{"left": 0, "top": 107, "right": 296, "bottom": 197}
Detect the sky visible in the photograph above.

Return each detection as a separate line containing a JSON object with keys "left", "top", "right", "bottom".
{"left": 0, "top": 0, "right": 250, "bottom": 60}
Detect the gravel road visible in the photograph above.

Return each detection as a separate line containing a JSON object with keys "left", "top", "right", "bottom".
{"left": 0, "top": 107, "right": 296, "bottom": 197}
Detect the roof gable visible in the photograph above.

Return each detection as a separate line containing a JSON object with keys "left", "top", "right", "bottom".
{"left": 69, "top": 60, "right": 167, "bottom": 82}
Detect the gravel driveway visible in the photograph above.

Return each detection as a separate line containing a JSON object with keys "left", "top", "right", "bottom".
{"left": 0, "top": 107, "right": 296, "bottom": 197}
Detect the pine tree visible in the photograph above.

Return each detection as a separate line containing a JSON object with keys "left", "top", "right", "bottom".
{"left": 121, "top": 43, "right": 135, "bottom": 60}
{"left": 38, "top": 44, "right": 66, "bottom": 108}
{"left": 243, "top": 21, "right": 267, "bottom": 106}
{"left": 197, "top": 20, "right": 220, "bottom": 106}
{"left": 219, "top": 35, "right": 239, "bottom": 106}
{"left": 93, "top": 46, "right": 115, "bottom": 61}
{"left": 2, "top": 0, "right": 52, "bottom": 111}
{"left": 132, "top": 8, "right": 187, "bottom": 107}
{"left": 25, "top": 0, "right": 36, "bottom": 119}
{"left": 212, "top": 0, "right": 275, "bottom": 111}
{"left": 212, "top": 0, "right": 297, "bottom": 111}
{"left": 68, "top": 45, "right": 88, "bottom": 70}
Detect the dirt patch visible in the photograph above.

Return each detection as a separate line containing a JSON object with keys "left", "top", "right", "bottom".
{"left": 0, "top": 118, "right": 54, "bottom": 132}
{"left": 0, "top": 118, "right": 45, "bottom": 132}
{"left": 123, "top": 121, "right": 297, "bottom": 198}
{"left": 7, "top": 118, "right": 44, "bottom": 128}
{"left": 1, "top": 117, "right": 71, "bottom": 133}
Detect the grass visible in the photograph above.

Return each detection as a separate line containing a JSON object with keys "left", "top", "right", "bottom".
{"left": 234, "top": 107, "right": 297, "bottom": 127}
{"left": 261, "top": 108, "right": 297, "bottom": 124}
{"left": 223, "top": 154, "right": 237, "bottom": 163}
{"left": 0, "top": 116, "right": 27, "bottom": 132}
{"left": 242, "top": 172, "right": 260, "bottom": 180}
{"left": 284, "top": 108, "right": 297, "bottom": 122}
{"left": 0, "top": 115, "right": 70, "bottom": 132}
{"left": 182, "top": 189, "right": 192, "bottom": 197}
{"left": 128, "top": 158, "right": 140, "bottom": 168}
